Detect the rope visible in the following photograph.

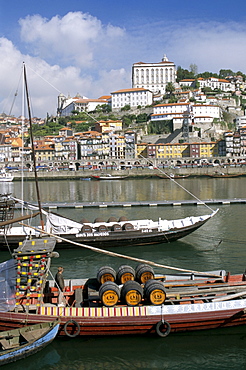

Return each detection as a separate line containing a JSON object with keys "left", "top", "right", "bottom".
{"left": 19, "top": 222, "right": 221, "bottom": 278}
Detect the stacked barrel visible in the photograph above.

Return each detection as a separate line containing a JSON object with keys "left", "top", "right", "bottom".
{"left": 96, "top": 264, "right": 166, "bottom": 307}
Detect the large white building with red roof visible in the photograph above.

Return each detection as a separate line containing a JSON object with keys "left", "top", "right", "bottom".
{"left": 132, "top": 55, "right": 177, "bottom": 94}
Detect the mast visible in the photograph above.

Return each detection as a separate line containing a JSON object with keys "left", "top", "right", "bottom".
{"left": 23, "top": 63, "right": 44, "bottom": 231}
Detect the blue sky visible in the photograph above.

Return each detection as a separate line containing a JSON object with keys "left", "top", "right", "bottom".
{"left": 1, "top": 0, "right": 246, "bottom": 117}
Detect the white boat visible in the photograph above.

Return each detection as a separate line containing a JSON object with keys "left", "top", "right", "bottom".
{"left": 91, "top": 174, "right": 128, "bottom": 180}
{"left": 0, "top": 171, "right": 14, "bottom": 182}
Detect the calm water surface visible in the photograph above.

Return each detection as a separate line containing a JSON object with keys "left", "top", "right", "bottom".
{"left": 2, "top": 178, "right": 246, "bottom": 369}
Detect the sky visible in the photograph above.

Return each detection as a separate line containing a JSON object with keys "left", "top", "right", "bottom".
{"left": 1, "top": 0, "right": 246, "bottom": 118}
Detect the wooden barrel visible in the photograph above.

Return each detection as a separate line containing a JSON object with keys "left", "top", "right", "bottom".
{"left": 99, "top": 282, "right": 120, "bottom": 307}
{"left": 122, "top": 223, "right": 134, "bottom": 231}
{"left": 98, "top": 224, "right": 108, "bottom": 232}
{"left": 111, "top": 224, "right": 122, "bottom": 232}
{"left": 121, "top": 281, "right": 143, "bottom": 306}
{"left": 81, "top": 225, "right": 92, "bottom": 233}
{"left": 118, "top": 216, "right": 128, "bottom": 222}
{"left": 116, "top": 265, "right": 135, "bottom": 284}
{"left": 135, "top": 264, "right": 155, "bottom": 284}
{"left": 144, "top": 279, "right": 166, "bottom": 305}
{"left": 97, "top": 266, "right": 116, "bottom": 284}
{"left": 107, "top": 216, "right": 118, "bottom": 222}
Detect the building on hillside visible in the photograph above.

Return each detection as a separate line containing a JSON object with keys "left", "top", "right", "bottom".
{"left": 179, "top": 77, "right": 234, "bottom": 92}
{"left": 155, "top": 143, "right": 190, "bottom": 159}
{"left": 124, "top": 131, "right": 137, "bottom": 159}
{"left": 58, "top": 94, "right": 109, "bottom": 116}
{"left": 239, "top": 126, "right": 246, "bottom": 156}
{"left": 235, "top": 115, "right": 246, "bottom": 130}
{"left": 111, "top": 88, "right": 153, "bottom": 111}
{"left": 189, "top": 142, "right": 218, "bottom": 158}
{"left": 0, "top": 144, "right": 12, "bottom": 162}
{"left": 109, "top": 134, "right": 126, "bottom": 159}
{"left": 59, "top": 128, "right": 74, "bottom": 137}
{"left": 62, "top": 137, "right": 79, "bottom": 160}
{"left": 132, "top": 55, "right": 176, "bottom": 95}
{"left": 94, "top": 120, "right": 122, "bottom": 133}
{"left": 137, "top": 143, "right": 148, "bottom": 158}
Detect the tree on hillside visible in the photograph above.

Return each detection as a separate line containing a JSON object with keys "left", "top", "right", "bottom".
{"left": 176, "top": 66, "right": 195, "bottom": 82}
{"left": 165, "top": 82, "right": 175, "bottom": 96}
{"left": 189, "top": 64, "right": 198, "bottom": 76}
{"left": 219, "top": 69, "right": 234, "bottom": 78}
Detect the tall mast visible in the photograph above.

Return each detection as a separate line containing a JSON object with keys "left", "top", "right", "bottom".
{"left": 23, "top": 63, "right": 44, "bottom": 231}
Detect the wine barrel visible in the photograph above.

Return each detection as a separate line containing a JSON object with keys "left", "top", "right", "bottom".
{"left": 94, "top": 217, "right": 104, "bottom": 223}
{"left": 135, "top": 264, "right": 155, "bottom": 284}
{"left": 121, "top": 280, "right": 143, "bottom": 306}
{"left": 99, "top": 281, "right": 120, "bottom": 307}
{"left": 98, "top": 224, "right": 108, "bottom": 232}
{"left": 116, "top": 265, "right": 135, "bottom": 284}
{"left": 118, "top": 216, "right": 128, "bottom": 222}
{"left": 107, "top": 216, "right": 118, "bottom": 222}
{"left": 97, "top": 266, "right": 116, "bottom": 284}
{"left": 122, "top": 223, "right": 134, "bottom": 231}
{"left": 81, "top": 225, "right": 92, "bottom": 233}
{"left": 111, "top": 224, "right": 122, "bottom": 232}
{"left": 144, "top": 279, "right": 166, "bottom": 305}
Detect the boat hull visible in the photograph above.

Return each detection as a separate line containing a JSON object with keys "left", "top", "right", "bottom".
{"left": 0, "top": 321, "right": 59, "bottom": 365}
{"left": 0, "top": 217, "right": 210, "bottom": 249}
{"left": 0, "top": 302, "right": 245, "bottom": 337}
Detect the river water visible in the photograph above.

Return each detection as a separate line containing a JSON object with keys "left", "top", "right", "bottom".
{"left": 2, "top": 177, "right": 246, "bottom": 370}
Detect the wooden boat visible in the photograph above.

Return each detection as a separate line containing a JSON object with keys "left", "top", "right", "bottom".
{"left": 0, "top": 195, "right": 218, "bottom": 248}
{"left": 1, "top": 238, "right": 246, "bottom": 338}
{"left": 208, "top": 172, "right": 242, "bottom": 178}
{"left": 91, "top": 174, "right": 128, "bottom": 180}
{"left": 0, "top": 320, "right": 59, "bottom": 365}
{"left": 157, "top": 173, "right": 190, "bottom": 179}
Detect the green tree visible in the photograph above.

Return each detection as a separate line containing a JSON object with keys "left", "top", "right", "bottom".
{"left": 121, "top": 105, "right": 131, "bottom": 111}
{"left": 165, "top": 82, "right": 175, "bottom": 96}
{"left": 136, "top": 113, "right": 149, "bottom": 123}
{"left": 189, "top": 64, "right": 198, "bottom": 76}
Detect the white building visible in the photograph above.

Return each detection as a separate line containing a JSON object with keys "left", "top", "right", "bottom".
{"left": 132, "top": 55, "right": 176, "bottom": 95}
{"left": 111, "top": 88, "right": 153, "bottom": 111}
{"left": 179, "top": 77, "right": 234, "bottom": 92}
{"left": 151, "top": 102, "right": 221, "bottom": 130}
{"left": 58, "top": 94, "right": 108, "bottom": 116}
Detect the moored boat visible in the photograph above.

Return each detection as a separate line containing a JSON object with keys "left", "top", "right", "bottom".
{"left": 0, "top": 320, "right": 59, "bottom": 365}
{"left": 0, "top": 196, "right": 218, "bottom": 249}
{"left": 1, "top": 238, "right": 246, "bottom": 338}
{"left": 0, "top": 170, "right": 14, "bottom": 182}
{"left": 91, "top": 174, "right": 128, "bottom": 180}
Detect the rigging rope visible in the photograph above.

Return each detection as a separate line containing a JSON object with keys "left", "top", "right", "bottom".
{"left": 20, "top": 222, "right": 221, "bottom": 278}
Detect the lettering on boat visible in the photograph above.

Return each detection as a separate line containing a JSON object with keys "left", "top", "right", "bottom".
{"left": 77, "top": 232, "right": 110, "bottom": 237}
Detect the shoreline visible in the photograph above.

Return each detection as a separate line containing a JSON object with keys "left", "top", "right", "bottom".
{"left": 10, "top": 166, "right": 246, "bottom": 181}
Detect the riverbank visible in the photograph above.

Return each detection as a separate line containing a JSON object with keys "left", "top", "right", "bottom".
{"left": 11, "top": 165, "right": 246, "bottom": 180}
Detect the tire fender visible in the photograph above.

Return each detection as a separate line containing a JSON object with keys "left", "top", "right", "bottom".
{"left": 64, "top": 319, "right": 80, "bottom": 338}
{"left": 156, "top": 320, "right": 171, "bottom": 337}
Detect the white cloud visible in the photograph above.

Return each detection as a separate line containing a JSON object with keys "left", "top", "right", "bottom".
{"left": 19, "top": 12, "right": 125, "bottom": 68}
{"left": 2, "top": 11, "right": 246, "bottom": 118}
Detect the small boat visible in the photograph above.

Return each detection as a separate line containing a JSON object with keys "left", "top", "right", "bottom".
{"left": 1, "top": 238, "right": 246, "bottom": 338}
{"left": 91, "top": 174, "right": 128, "bottom": 180}
{"left": 0, "top": 320, "right": 59, "bottom": 365}
{"left": 0, "top": 170, "right": 14, "bottom": 182}
{"left": 157, "top": 173, "right": 190, "bottom": 179}
{"left": 208, "top": 172, "right": 242, "bottom": 178}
